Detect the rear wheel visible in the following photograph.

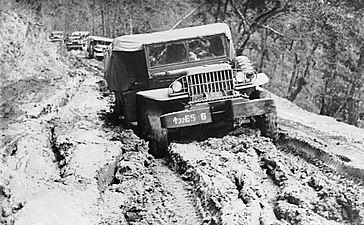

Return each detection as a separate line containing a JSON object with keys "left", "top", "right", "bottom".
{"left": 137, "top": 97, "right": 168, "bottom": 158}
{"left": 249, "top": 89, "right": 278, "bottom": 141}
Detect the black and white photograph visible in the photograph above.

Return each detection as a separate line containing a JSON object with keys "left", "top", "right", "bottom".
{"left": 1, "top": 0, "right": 363, "bottom": 224}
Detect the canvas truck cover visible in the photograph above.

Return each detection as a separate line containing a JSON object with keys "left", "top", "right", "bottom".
{"left": 70, "top": 31, "right": 90, "bottom": 36}
{"left": 104, "top": 48, "right": 148, "bottom": 92}
{"left": 112, "top": 23, "right": 233, "bottom": 52}
{"left": 105, "top": 23, "right": 234, "bottom": 92}
{"left": 89, "top": 36, "right": 113, "bottom": 42}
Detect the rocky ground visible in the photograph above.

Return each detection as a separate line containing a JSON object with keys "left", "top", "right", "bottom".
{"left": 1, "top": 12, "right": 364, "bottom": 225}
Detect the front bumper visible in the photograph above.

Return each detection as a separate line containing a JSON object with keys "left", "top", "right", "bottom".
{"left": 161, "top": 98, "right": 275, "bottom": 129}
{"left": 67, "top": 43, "right": 83, "bottom": 49}
{"left": 94, "top": 51, "right": 104, "bottom": 57}
{"left": 51, "top": 38, "right": 63, "bottom": 42}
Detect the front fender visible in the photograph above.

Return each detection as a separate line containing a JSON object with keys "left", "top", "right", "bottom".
{"left": 136, "top": 88, "right": 188, "bottom": 101}
{"left": 235, "top": 72, "right": 269, "bottom": 90}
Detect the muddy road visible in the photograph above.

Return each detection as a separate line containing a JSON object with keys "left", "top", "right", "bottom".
{"left": 1, "top": 50, "right": 364, "bottom": 225}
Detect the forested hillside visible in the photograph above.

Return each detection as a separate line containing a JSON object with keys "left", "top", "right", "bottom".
{"left": 1, "top": 0, "right": 363, "bottom": 127}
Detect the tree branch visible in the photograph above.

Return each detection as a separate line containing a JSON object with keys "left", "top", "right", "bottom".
{"left": 261, "top": 25, "right": 284, "bottom": 36}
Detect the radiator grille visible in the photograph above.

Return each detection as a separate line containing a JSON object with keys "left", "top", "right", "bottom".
{"left": 175, "top": 70, "right": 234, "bottom": 100}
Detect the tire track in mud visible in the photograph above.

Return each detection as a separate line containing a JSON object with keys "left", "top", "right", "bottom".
{"left": 0, "top": 54, "right": 112, "bottom": 224}
{"left": 168, "top": 134, "right": 280, "bottom": 225}
{"left": 276, "top": 131, "right": 364, "bottom": 183}
{"left": 167, "top": 128, "right": 364, "bottom": 225}
{"left": 103, "top": 131, "right": 205, "bottom": 225}
{"left": 146, "top": 159, "right": 204, "bottom": 224}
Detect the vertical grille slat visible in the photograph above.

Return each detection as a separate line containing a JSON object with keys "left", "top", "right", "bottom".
{"left": 202, "top": 73, "right": 206, "bottom": 93}
{"left": 194, "top": 74, "right": 198, "bottom": 94}
{"left": 190, "top": 76, "right": 195, "bottom": 96}
{"left": 214, "top": 73, "right": 218, "bottom": 91}
{"left": 223, "top": 70, "right": 226, "bottom": 90}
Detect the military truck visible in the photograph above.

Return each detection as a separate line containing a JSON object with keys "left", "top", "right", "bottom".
{"left": 85, "top": 36, "right": 113, "bottom": 60}
{"left": 49, "top": 31, "right": 64, "bottom": 42}
{"left": 105, "top": 23, "right": 278, "bottom": 157}
{"left": 65, "top": 31, "right": 90, "bottom": 51}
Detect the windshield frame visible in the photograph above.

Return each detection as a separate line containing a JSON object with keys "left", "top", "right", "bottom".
{"left": 145, "top": 33, "right": 229, "bottom": 72}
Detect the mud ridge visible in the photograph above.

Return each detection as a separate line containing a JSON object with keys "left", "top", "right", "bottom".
{"left": 167, "top": 151, "right": 223, "bottom": 224}
{"left": 49, "top": 123, "right": 75, "bottom": 178}
{"left": 167, "top": 131, "right": 364, "bottom": 224}
{"left": 276, "top": 133, "right": 364, "bottom": 183}
{"left": 167, "top": 136, "right": 279, "bottom": 225}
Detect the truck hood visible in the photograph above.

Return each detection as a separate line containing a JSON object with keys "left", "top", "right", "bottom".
{"left": 150, "top": 63, "right": 232, "bottom": 78}
{"left": 94, "top": 44, "right": 109, "bottom": 51}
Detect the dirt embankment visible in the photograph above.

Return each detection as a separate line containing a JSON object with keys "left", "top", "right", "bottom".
{"left": 1, "top": 11, "right": 364, "bottom": 225}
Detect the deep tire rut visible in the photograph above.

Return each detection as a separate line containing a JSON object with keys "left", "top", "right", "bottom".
{"left": 276, "top": 133, "right": 364, "bottom": 185}
{"left": 148, "top": 159, "right": 204, "bottom": 224}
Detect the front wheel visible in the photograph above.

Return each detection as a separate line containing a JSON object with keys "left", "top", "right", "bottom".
{"left": 137, "top": 97, "right": 169, "bottom": 158}
{"left": 250, "top": 89, "right": 278, "bottom": 141}
{"left": 255, "top": 108, "right": 278, "bottom": 141}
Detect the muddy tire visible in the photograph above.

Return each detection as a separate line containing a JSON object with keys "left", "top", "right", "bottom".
{"left": 256, "top": 108, "right": 278, "bottom": 141}
{"left": 250, "top": 89, "right": 278, "bottom": 141}
{"left": 137, "top": 97, "right": 168, "bottom": 158}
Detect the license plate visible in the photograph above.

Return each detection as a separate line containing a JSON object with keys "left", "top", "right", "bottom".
{"left": 161, "top": 108, "right": 212, "bottom": 128}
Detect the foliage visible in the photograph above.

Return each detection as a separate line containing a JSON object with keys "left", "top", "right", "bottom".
{"left": 37, "top": 0, "right": 194, "bottom": 37}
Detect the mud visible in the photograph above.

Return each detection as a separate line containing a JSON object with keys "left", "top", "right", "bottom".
{"left": 168, "top": 129, "right": 364, "bottom": 225}
{"left": 1, "top": 19, "right": 364, "bottom": 224}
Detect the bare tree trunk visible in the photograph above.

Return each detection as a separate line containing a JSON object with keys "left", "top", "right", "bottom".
{"left": 129, "top": 14, "right": 133, "bottom": 35}
{"left": 320, "top": 72, "right": 332, "bottom": 115}
{"left": 280, "top": 52, "right": 285, "bottom": 90}
{"left": 112, "top": 4, "right": 118, "bottom": 37}
{"left": 347, "top": 44, "right": 364, "bottom": 125}
{"left": 257, "top": 28, "right": 267, "bottom": 73}
{"left": 287, "top": 52, "right": 299, "bottom": 94}
{"left": 91, "top": 0, "right": 96, "bottom": 35}
{"left": 101, "top": 7, "right": 105, "bottom": 36}
{"left": 215, "top": 0, "right": 222, "bottom": 22}
{"left": 287, "top": 44, "right": 317, "bottom": 102}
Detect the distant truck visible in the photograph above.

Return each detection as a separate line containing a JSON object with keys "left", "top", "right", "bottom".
{"left": 65, "top": 31, "right": 90, "bottom": 51}
{"left": 104, "top": 23, "right": 278, "bottom": 157}
{"left": 85, "top": 36, "right": 113, "bottom": 60}
{"left": 49, "top": 31, "right": 64, "bottom": 42}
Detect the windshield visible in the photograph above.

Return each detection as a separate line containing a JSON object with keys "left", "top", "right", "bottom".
{"left": 95, "top": 40, "right": 111, "bottom": 45}
{"left": 147, "top": 34, "right": 226, "bottom": 68}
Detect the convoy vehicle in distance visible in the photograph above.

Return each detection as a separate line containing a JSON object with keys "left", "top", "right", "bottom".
{"left": 49, "top": 31, "right": 64, "bottom": 42}
{"left": 65, "top": 31, "right": 90, "bottom": 51}
{"left": 104, "top": 23, "right": 278, "bottom": 157}
{"left": 85, "top": 36, "right": 113, "bottom": 60}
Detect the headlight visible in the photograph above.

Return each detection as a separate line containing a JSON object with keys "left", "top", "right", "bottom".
{"left": 235, "top": 71, "right": 246, "bottom": 82}
{"left": 171, "top": 81, "right": 183, "bottom": 92}
{"left": 246, "top": 72, "right": 255, "bottom": 80}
